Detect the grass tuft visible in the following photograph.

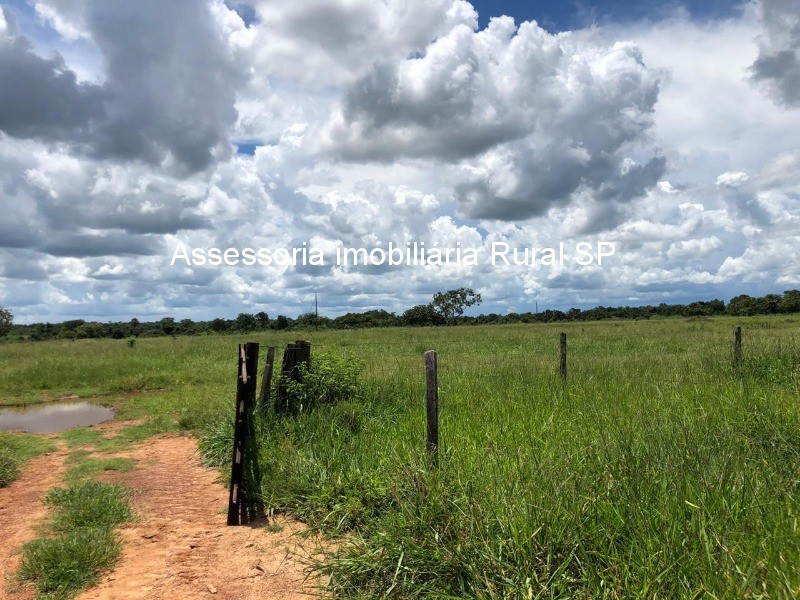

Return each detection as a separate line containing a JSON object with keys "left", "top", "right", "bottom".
{"left": 65, "top": 457, "right": 136, "bottom": 483}
{"left": 0, "top": 432, "right": 55, "bottom": 487}
{"left": 19, "top": 480, "right": 133, "bottom": 599}
{"left": 18, "top": 528, "right": 121, "bottom": 600}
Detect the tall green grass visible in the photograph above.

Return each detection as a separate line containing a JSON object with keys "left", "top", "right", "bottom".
{"left": 3, "top": 317, "right": 799, "bottom": 596}
{"left": 202, "top": 318, "right": 799, "bottom": 597}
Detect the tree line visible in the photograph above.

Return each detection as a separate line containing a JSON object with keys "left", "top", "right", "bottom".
{"left": 1, "top": 289, "right": 799, "bottom": 342}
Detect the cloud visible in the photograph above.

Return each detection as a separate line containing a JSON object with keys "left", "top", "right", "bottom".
{"left": 0, "top": 7, "right": 103, "bottom": 140}
{"left": 666, "top": 236, "right": 723, "bottom": 260}
{"left": 758, "top": 149, "right": 800, "bottom": 187}
{"left": 240, "top": 0, "right": 477, "bottom": 86}
{"left": 0, "top": 0, "right": 243, "bottom": 172}
{"left": 715, "top": 171, "right": 750, "bottom": 187}
{"left": 325, "top": 17, "right": 665, "bottom": 220}
{"left": 3, "top": 2, "right": 800, "bottom": 324}
{"left": 750, "top": 0, "right": 800, "bottom": 108}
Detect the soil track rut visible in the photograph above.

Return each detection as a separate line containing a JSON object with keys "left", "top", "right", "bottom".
{"left": 80, "top": 434, "right": 319, "bottom": 600}
{"left": 1, "top": 425, "right": 319, "bottom": 599}
{"left": 0, "top": 444, "right": 69, "bottom": 598}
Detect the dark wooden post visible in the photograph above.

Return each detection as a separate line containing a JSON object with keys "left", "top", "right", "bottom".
{"left": 276, "top": 343, "right": 296, "bottom": 414}
{"left": 734, "top": 326, "right": 742, "bottom": 365}
{"left": 227, "top": 345, "right": 248, "bottom": 525}
{"left": 276, "top": 340, "right": 311, "bottom": 414}
{"left": 257, "top": 346, "right": 276, "bottom": 414}
{"left": 560, "top": 333, "right": 567, "bottom": 382}
{"left": 424, "top": 350, "right": 439, "bottom": 466}
{"left": 227, "top": 342, "right": 259, "bottom": 525}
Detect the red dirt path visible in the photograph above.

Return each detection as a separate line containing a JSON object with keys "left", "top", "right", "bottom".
{"left": 0, "top": 426, "right": 321, "bottom": 599}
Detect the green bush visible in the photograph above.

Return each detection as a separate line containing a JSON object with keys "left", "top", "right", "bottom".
{"left": 284, "top": 352, "right": 366, "bottom": 413}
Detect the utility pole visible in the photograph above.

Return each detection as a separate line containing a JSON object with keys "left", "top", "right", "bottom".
{"left": 535, "top": 301, "right": 538, "bottom": 314}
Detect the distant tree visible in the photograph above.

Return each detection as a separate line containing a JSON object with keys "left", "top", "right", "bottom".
{"left": 110, "top": 326, "right": 128, "bottom": 339}
{"left": 235, "top": 313, "right": 258, "bottom": 332}
{"left": 58, "top": 319, "right": 86, "bottom": 339}
{"left": 74, "top": 322, "right": 106, "bottom": 339}
{"left": 254, "top": 311, "right": 270, "bottom": 329}
{"left": 0, "top": 306, "right": 12, "bottom": 336}
{"left": 273, "top": 315, "right": 290, "bottom": 330}
{"left": 334, "top": 309, "right": 398, "bottom": 328}
{"left": 780, "top": 290, "right": 800, "bottom": 314}
{"left": 727, "top": 295, "right": 756, "bottom": 316}
{"left": 402, "top": 304, "right": 446, "bottom": 326}
{"left": 210, "top": 318, "right": 229, "bottom": 333}
{"left": 158, "top": 317, "right": 177, "bottom": 335}
{"left": 178, "top": 319, "right": 196, "bottom": 335}
{"left": 431, "top": 287, "right": 482, "bottom": 323}
{"left": 708, "top": 299, "right": 726, "bottom": 315}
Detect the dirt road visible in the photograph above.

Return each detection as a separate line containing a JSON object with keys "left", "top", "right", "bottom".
{"left": 0, "top": 425, "right": 320, "bottom": 599}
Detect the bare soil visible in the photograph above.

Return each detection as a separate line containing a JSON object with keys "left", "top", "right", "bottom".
{"left": 0, "top": 424, "right": 321, "bottom": 599}
{"left": 0, "top": 444, "right": 69, "bottom": 598}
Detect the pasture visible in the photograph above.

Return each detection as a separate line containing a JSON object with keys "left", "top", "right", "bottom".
{"left": 1, "top": 316, "right": 799, "bottom": 598}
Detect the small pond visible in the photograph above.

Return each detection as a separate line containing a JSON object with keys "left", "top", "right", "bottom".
{"left": 0, "top": 402, "right": 115, "bottom": 433}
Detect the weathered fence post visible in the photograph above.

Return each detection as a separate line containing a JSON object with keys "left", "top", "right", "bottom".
{"left": 227, "top": 342, "right": 260, "bottom": 526}
{"left": 257, "top": 346, "right": 276, "bottom": 414}
{"left": 734, "top": 326, "right": 742, "bottom": 365}
{"left": 276, "top": 340, "right": 311, "bottom": 414}
{"left": 560, "top": 333, "right": 567, "bottom": 382}
{"left": 424, "top": 350, "right": 439, "bottom": 466}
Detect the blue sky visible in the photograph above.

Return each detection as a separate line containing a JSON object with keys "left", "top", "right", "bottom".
{"left": 470, "top": 0, "right": 746, "bottom": 30}
{"left": 0, "top": 0, "right": 799, "bottom": 323}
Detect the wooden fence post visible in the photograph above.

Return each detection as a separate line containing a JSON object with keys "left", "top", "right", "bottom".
{"left": 257, "top": 346, "right": 276, "bottom": 414}
{"left": 734, "top": 326, "right": 742, "bottom": 365}
{"left": 227, "top": 342, "right": 260, "bottom": 525}
{"left": 424, "top": 350, "right": 439, "bottom": 466}
{"left": 276, "top": 340, "right": 311, "bottom": 414}
{"left": 560, "top": 333, "right": 567, "bottom": 382}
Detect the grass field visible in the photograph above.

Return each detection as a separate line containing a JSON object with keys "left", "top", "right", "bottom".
{"left": 1, "top": 316, "right": 799, "bottom": 597}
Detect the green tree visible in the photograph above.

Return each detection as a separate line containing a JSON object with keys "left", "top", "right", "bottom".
{"left": 273, "top": 315, "right": 290, "bottom": 330}
{"left": 254, "top": 311, "right": 270, "bottom": 329}
{"left": 431, "top": 287, "right": 482, "bottom": 323}
{"left": 210, "top": 318, "right": 229, "bottom": 333}
{"left": 235, "top": 313, "right": 257, "bottom": 332}
{"left": 158, "top": 317, "right": 177, "bottom": 335}
{"left": 727, "top": 295, "right": 756, "bottom": 316}
{"left": 402, "top": 304, "right": 446, "bottom": 326}
{"left": 0, "top": 306, "right": 12, "bottom": 336}
{"left": 178, "top": 319, "right": 196, "bottom": 334}
{"left": 74, "top": 322, "right": 106, "bottom": 339}
{"left": 780, "top": 290, "right": 800, "bottom": 314}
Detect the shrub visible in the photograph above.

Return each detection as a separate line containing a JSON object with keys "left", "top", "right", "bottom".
{"left": 284, "top": 352, "right": 366, "bottom": 413}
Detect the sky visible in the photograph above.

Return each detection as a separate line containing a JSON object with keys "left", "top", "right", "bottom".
{"left": 0, "top": 0, "right": 799, "bottom": 324}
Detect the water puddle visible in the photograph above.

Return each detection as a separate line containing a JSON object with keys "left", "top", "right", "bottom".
{"left": 0, "top": 402, "right": 115, "bottom": 433}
